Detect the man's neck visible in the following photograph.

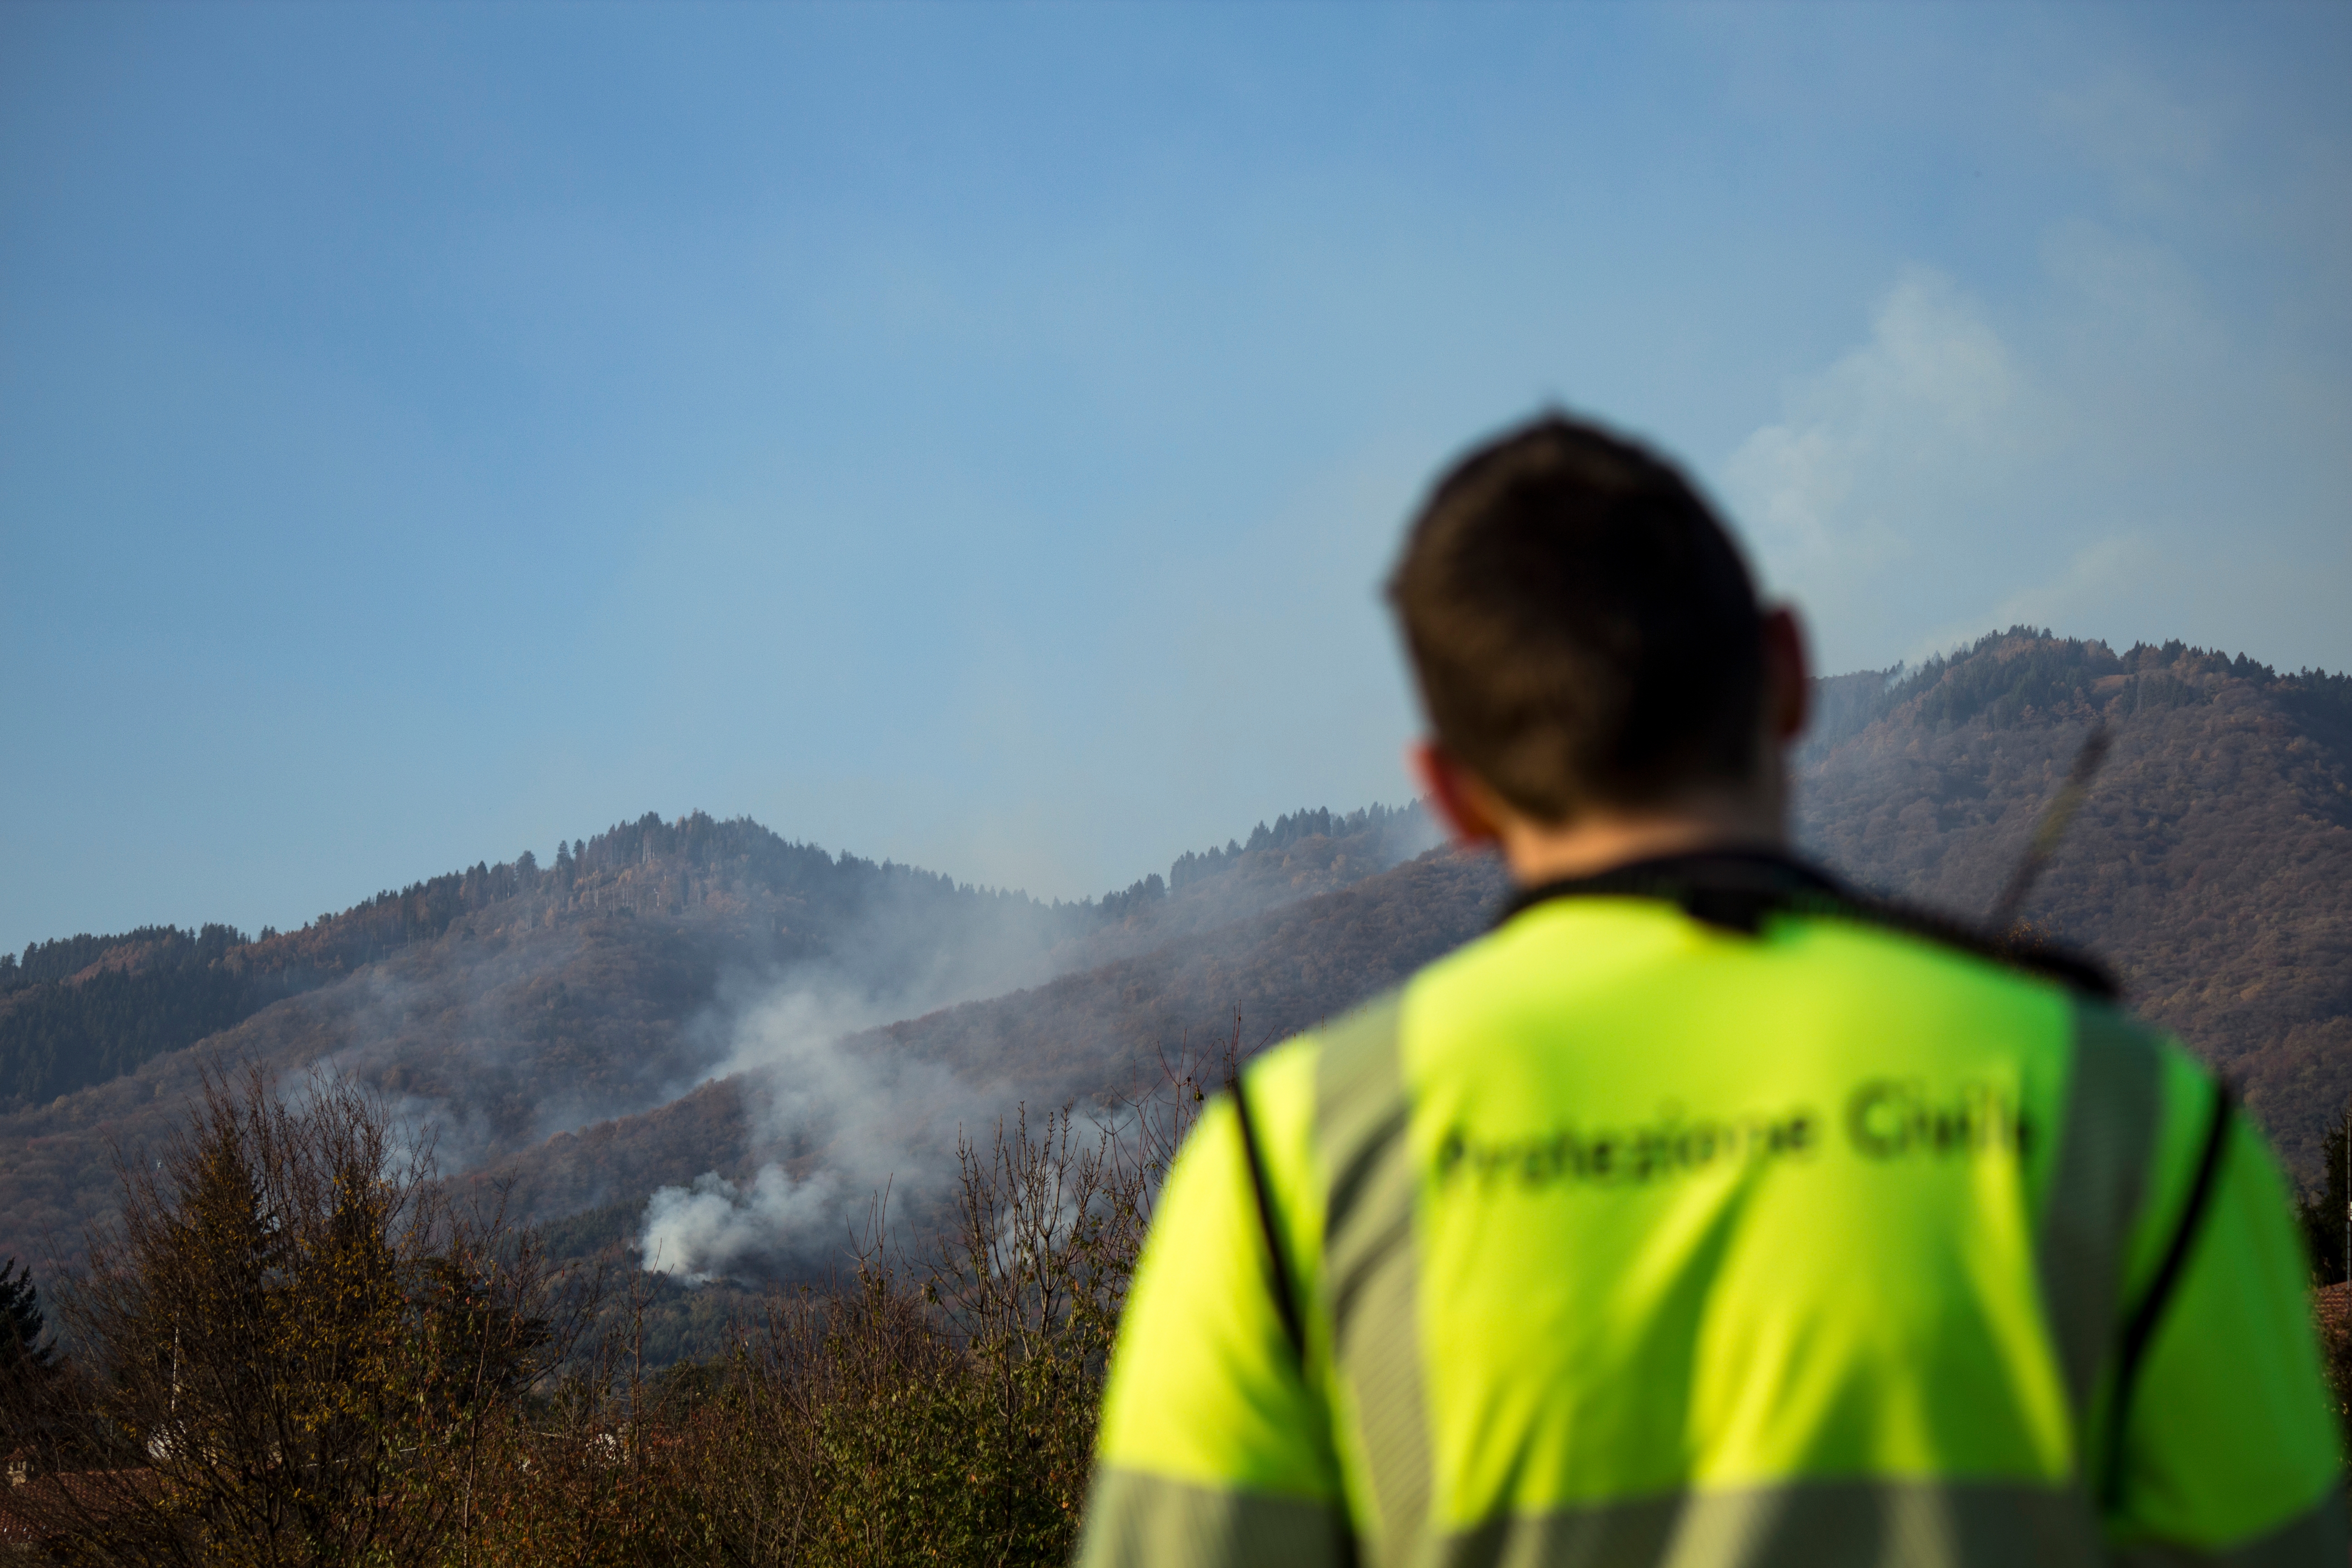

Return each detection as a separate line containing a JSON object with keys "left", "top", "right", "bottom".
{"left": 1494, "top": 796, "right": 1786, "bottom": 887}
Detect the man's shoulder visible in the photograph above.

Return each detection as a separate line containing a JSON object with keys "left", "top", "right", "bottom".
{"left": 1241, "top": 989, "right": 1410, "bottom": 1128}
{"left": 1795, "top": 888, "right": 2117, "bottom": 1002}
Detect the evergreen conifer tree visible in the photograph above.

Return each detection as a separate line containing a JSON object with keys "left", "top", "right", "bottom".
{"left": 0, "top": 1257, "right": 48, "bottom": 1372}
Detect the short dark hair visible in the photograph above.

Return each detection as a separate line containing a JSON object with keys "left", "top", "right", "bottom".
{"left": 1386, "top": 412, "right": 1766, "bottom": 823}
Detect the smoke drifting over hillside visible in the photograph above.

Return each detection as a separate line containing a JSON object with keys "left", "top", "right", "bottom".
{"left": 0, "top": 802, "right": 1436, "bottom": 1283}
{"left": 634, "top": 805, "right": 1437, "bottom": 1280}
{"left": 637, "top": 974, "right": 1000, "bottom": 1278}
{"left": 317, "top": 818, "right": 1098, "bottom": 1191}
{"left": 641, "top": 1166, "right": 839, "bottom": 1283}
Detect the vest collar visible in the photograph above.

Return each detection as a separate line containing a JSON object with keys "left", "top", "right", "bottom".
{"left": 1495, "top": 846, "right": 2117, "bottom": 999}
{"left": 1498, "top": 847, "right": 1844, "bottom": 936}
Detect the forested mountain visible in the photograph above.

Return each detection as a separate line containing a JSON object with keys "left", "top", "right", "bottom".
{"left": 1795, "top": 630, "right": 2352, "bottom": 1171}
{"left": 0, "top": 924, "right": 260, "bottom": 1108}
{"left": 457, "top": 845, "right": 1505, "bottom": 1244}
{"left": 451, "top": 628, "right": 2352, "bottom": 1294}
{"left": 0, "top": 804, "right": 1432, "bottom": 1269}
{"left": 1, "top": 627, "right": 2347, "bottom": 1304}
{"left": 0, "top": 802, "right": 1431, "bottom": 1124}
{"left": 0, "top": 813, "right": 1073, "bottom": 1116}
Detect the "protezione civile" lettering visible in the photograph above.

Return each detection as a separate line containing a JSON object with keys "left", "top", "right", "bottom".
{"left": 1434, "top": 1078, "right": 2033, "bottom": 1191}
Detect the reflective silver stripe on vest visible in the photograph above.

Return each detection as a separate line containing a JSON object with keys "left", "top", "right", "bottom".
{"left": 1078, "top": 1467, "right": 1352, "bottom": 1568}
{"left": 1431, "top": 1479, "right": 2104, "bottom": 1568}
{"left": 1315, "top": 993, "right": 1427, "bottom": 1562}
{"left": 2036, "top": 1000, "right": 2165, "bottom": 1450}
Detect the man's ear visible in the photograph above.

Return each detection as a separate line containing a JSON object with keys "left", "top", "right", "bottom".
{"left": 1762, "top": 605, "right": 1810, "bottom": 745}
{"left": 1409, "top": 740, "right": 1505, "bottom": 848}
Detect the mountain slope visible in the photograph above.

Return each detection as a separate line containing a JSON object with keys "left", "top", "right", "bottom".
{"left": 461, "top": 844, "right": 1507, "bottom": 1244}
{"left": 0, "top": 813, "right": 1037, "bottom": 1115}
{"left": 5, "top": 627, "right": 2347, "bottom": 1290}
{"left": 1795, "top": 630, "right": 2352, "bottom": 1169}
{"left": 0, "top": 805, "right": 1433, "bottom": 1269}
{"left": 482, "top": 630, "right": 2352, "bottom": 1282}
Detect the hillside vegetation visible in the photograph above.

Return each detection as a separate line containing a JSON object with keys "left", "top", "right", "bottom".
{"left": 466, "top": 629, "right": 2352, "bottom": 1316}
{"left": 1, "top": 628, "right": 2347, "bottom": 1300}
{"left": 460, "top": 846, "right": 1505, "bottom": 1243}
{"left": 5, "top": 629, "right": 2348, "bottom": 1554}
{"left": 1796, "top": 629, "right": 2352, "bottom": 1170}
{"left": 0, "top": 806, "right": 1431, "bottom": 1272}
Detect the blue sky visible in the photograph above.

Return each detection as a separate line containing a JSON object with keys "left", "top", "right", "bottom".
{"left": 4, "top": 2, "right": 2347, "bottom": 952}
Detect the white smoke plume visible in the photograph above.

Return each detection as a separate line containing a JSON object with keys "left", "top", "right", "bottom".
{"left": 639, "top": 1165, "right": 840, "bottom": 1284}
{"left": 636, "top": 803, "right": 1437, "bottom": 1280}
{"left": 637, "top": 967, "right": 1011, "bottom": 1279}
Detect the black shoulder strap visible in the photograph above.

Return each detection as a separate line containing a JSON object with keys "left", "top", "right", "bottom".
{"left": 2102, "top": 1078, "right": 2236, "bottom": 1507}
{"left": 1228, "top": 1073, "right": 1308, "bottom": 1368}
{"left": 1499, "top": 848, "right": 2118, "bottom": 1000}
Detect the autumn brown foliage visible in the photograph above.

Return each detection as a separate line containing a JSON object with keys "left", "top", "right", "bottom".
{"left": 1797, "top": 630, "right": 2352, "bottom": 1173}
{"left": 0, "top": 1034, "right": 1223, "bottom": 1565}
{"left": 4, "top": 1066, "right": 577, "bottom": 1565}
{"left": 446, "top": 1049, "right": 1215, "bottom": 1568}
{"left": 0, "top": 806, "right": 1429, "bottom": 1281}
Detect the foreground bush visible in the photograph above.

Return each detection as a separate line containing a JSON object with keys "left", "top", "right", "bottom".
{"left": 4, "top": 1065, "right": 573, "bottom": 1565}
{"left": 457, "top": 1104, "right": 1157, "bottom": 1567}
{"left": 4, "top": 1045, "right": 1216, "bottom": 1566}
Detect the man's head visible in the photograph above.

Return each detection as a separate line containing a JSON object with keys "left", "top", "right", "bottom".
{"left": 1387, "top": 413, "right": 1807, "bottom": 868}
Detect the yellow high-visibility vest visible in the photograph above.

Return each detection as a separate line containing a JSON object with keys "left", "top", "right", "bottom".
{"left": 1081, "top": 853, "right": 2344, "bottom": 1567}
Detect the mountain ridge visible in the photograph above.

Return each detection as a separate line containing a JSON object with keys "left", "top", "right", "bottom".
{"left": 2, "top": 626, "right": 2347, "bottom": 1294}
{"left": 0, "top": 802, "right": 1436, "bottom": 1269}
{"left": 1793, "top": 629, "right": 2352, "bottom": 1168}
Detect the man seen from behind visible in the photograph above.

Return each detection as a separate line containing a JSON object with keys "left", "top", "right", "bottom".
{"left": 1076, "top": 414, "right": 2344, "bottom": 1567}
